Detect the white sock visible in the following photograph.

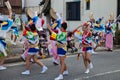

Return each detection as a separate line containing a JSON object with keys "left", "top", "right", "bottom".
{"left": 89, "top": 62, "right": 93, "bottom": 69}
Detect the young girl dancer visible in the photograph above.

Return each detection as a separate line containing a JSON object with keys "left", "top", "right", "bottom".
{"left": 47, "top": 22, "right": 68, "bottom": 80}
{"left": 21, "top": 23, "right": 48, "bottom": 75}
{"left": 74, "top": 22, "right": 93, "bottom": 74}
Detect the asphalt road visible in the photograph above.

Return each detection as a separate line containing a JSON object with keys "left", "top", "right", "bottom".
{"left": 0, "top": 50, "right": 120, "bottom": 80}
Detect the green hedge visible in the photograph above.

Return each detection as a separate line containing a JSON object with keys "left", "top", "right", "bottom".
{"left": 114, "top": 30, "right": 120, "bottom": 45}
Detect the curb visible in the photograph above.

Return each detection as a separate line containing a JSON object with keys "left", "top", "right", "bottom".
{"left": 5, "top": 56, "right": 22, "bottom": 64}
{"left": 4, "top": 55, "right": 52, "bottom": 64}
{"left": 4, "top": 47, "right": 120, "bottom": 64}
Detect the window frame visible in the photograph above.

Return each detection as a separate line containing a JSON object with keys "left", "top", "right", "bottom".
{"left": 66, "top": 1, "right": 81, "bottom": 21}
{"left": 86, "top": 0, "right": 90, "bottom": 10}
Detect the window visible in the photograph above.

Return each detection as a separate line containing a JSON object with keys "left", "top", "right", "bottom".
{"left": 66, "top": 1, "right": 80, "bottom": 21}
{"left": 0, "top": 0, "right": 3, "bottom": 7}
{"left": 86, "top": 0, "right": 90, "bottom": 10}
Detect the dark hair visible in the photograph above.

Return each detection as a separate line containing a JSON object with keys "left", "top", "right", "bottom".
{"left": 61, "top": 22, "right": 67, "bottom": 30}
{"left": 51, "top": 18, "right": 56, "bottom": 22}
{"left": 38, "top": 13, "right": 42, "bottom": 18}
{"left": 29, "top": 23, "right": 36, "bottom": 32}
{"left": 27, "top": 15, "right": 32, "bottom": 22}
{"left": 96, "top": 21, "right": 99, "bottom": 24}
{"left": 67, "top": 32, "right": 73, "bottom": 37}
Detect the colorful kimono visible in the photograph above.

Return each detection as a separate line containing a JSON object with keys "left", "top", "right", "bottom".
{"left": 82, "top": 31, "right": 93, "bottom": 53}
{"left": 24, "top": 30, "right": 39, "bottom": 55}
{"left": 105, "top": 21, "right": 116, "bottom": 50}
{"left": 21, "top": 16, "right": 39, "bottom": 57}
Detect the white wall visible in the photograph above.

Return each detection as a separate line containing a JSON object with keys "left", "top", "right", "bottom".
{"left": 51, "top": 0, "right": 63, "bottom": 13}
{"left": 83, "top": 0, "right": 117, "bottom": 23}
{"left": 25, "top": 0, "right": 41, "bottom": 7}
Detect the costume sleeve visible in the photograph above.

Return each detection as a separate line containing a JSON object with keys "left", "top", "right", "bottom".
{"left": 111, "top": 23, "right": 116, "bottom": 32}
{"left": 1, "top": 18, "right": 13, "bottom": 32}
{"left": 50, "top": 32, "right": 67, "bottom": 42}
{"left": 74, "top": 30, "right": 82, "bottom": 41}
{"left": 72, "top": 29, "right": 78, "bottom": 34}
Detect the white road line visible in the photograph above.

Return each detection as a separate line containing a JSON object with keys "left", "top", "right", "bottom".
{"left": 4, "top": 55, "right": 76, "bottom": 67}
{"left": 4, "top": 62, "right": 25, "bottom": 67}
{"left": 74, "top": 69, "right": 120, "bottom": 80}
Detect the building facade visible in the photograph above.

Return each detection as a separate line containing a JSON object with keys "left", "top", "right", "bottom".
{"left": 24, "top": 0, "right": 119, "bottom": 30}
{"left": 0, "top": 0, "right": 22, "bottom": 14}
{"left": 0, "top": 0, "right": 119, "bottom": 30}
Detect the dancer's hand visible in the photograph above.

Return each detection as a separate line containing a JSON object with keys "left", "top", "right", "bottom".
{"left": 8, "top": 9, "right": 12, "bottom": 19}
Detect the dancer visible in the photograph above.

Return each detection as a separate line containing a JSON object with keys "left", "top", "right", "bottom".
{"left": 21, "top": 10, "right": 45, "bottom": 61}
{"left": 48, "top": 9, "right": 62, "bottom": 65}
{"left": 82, "top": 22, "right": 94, "bottom": 73}
{"left": 10, "top": 14, "right": 21, "bottom": 45}
{"left": 74, "top": 22, "right": 93, "bottom": 74}
{"left": 93, "top": 17, "right": 105, "bottom": 51}
{"left": 21, "top": 23, "right": 48, "bottom": 75}
{"left": 105, "top": 14, "right": 116, "bottom": 51}
{"left": 47, "top": 22, "right": 68, "bottom": 80}
{"left": 49, "top": 18, "right": 60, "bottom": 65}
{"left": 36, "top": 13, "right": 46, "bottom": 59}
{"left": 0, "top": 1, "right": 13, "bottom": 70}
{"left": 20, "top": 22, "right": 30, "bottom": 61}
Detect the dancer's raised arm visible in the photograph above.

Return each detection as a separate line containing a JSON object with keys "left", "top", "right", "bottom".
{"left": 73, "top": 24, "right": 83, "bottom": 34}
{"left": 8, "top": 9, "right": 12, "bottom": 19}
